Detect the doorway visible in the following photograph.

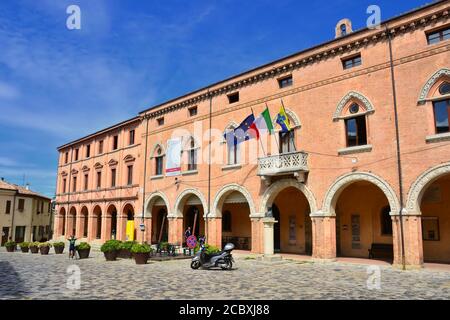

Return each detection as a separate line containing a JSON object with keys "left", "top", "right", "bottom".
{"left": 273, "top": 204, "right": 281, "bottom": 252}
{"left": 1, "top": 227, "right": 9, "bottom": 246}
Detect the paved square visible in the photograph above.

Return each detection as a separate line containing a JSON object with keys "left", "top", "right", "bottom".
{"left": 1, "top": 249, "right": 450, "bottom": 300}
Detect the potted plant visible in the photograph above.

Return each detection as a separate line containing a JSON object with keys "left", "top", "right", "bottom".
{"left": 19, "top": 242, "right": 30, "bottom": 253}
{"left": 76, "top": 242, "right": 91, "bottom": 259}
{"left": 5, "top": 241, "right": 16, "bottom": 252}
{"left": 53, "top": 242, "right": 65, "bottom": 254}
{"left": 100, "top": 240, "right": 122, "bottom": 261}
{"left": 118, "top": 241, "right": 136, "bottom": 259}
{"left": 29, "top": 242, "right": 40, "bottom": 254}
{"left": 39, "top": 242, "right": 52, "bottom": 255}
{"left": 131, "top": 243, "right": 152, "bottom": 264}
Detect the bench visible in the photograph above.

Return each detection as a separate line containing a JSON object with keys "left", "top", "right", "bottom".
{"left": 368, "top": 243, "right": 393, "bottom": 259}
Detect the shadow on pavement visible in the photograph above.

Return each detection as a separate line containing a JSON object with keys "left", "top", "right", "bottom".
{"left": 0, "top": 261, "right": 28, "bottom": 299}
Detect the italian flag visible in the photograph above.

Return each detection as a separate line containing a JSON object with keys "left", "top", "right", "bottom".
{"left": 249, "top": 107, "right": 274, "bottom": 140}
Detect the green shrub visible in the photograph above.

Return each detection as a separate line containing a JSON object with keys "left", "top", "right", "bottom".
{"left": 19, "top": 242, "right": 29, "bottom": 248}
{"left": 119, "top": 241, "right": 136, "bottom": 251}
{"left": 5, "top": 241, "right": 16, "bottom": 248}
{"left": 76, "top": 242, "right": 91, "bottom": 250}
{"left": 53, "top": 242, "right": 65, "bottom": 247}
{"left": 100, "top": 240, "right": 122, "bottom": 252}
{"left": 194, "top": 243, "right": 220, "bottom": 255}
{"left": 131, "top": 243, "right": 152, "bottom": 254}
{"left": 29, "top": 242, "right": 40, "bottom": 247}
{"left": 159, "top": 241, "right": 169, "bottom": 250}
{"left": 39, "top": 242, "right": 52, "bottom": 248}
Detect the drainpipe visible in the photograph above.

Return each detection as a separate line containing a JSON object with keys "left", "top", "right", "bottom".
{"left": 387, "top": 25, "right": 406, "bottom": 271}
{"left": 140, "top": 115, "right": 150, "bottom": 244}
{"left": 206, "top": 90, "right": 213, "bottom": 244}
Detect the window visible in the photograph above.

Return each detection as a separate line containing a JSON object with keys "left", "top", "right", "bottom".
{"left": 422, "top": 217, "right": 440, "bottom": 241}
{"left": 188, "top": 106, "right": 198, "bottom": 117}
{"left": 84, "top": 174, "right": 89, "bottom": 191}
{"left": 97, "top": 171, "right": 102, "bottom": 189}
{"left": 427, "top": 26, "right": 450, "bottom": 45}
{"left": 187, "top": 138, "right": 197, "bottom": 171}
{"left": 278, "top": 75, "right": 293, "bottom": 89}
{"left": 342, "top": 54, "right": 362, "bottom": 70}
{"left": 48, "top": 202, "right": 51, "bottom": 213}
{"left": 127, "top": 165, "right": 133, "bottom": 185}
{"left": 157, "top": 117, "right": 165, "bottom": 126}
{"left": 345, "top": 115, "right": 367, "bottom": 147}
{"left": 227, "top": 143, "right": 239, "bottom": 165}
{"left": 18, "top": 199, "right": 25, "bottom": 212}
{"left": 439, "top": 82, "right": 450, "bottom": 95}
{"left": 40, "top": 201, "right": 44, "bottom": 214}
{"left": 111, "top": 169, "right": 116, "bottom": 187}
{"left": 380, "top": 206, "right": 392, "bottom": 235}
{"left": 86, "top": 144, "right": 91, "bottom": 158}
{"left": 340, "top": 24, "right": 347, "bottom": 36}
{"left": 223, "top": 211, "right": 232, "bottom": 232}
{"left": 228, "top": 92, "right": 239, "bottom": 104}
{"left": 129, "top": 130, "right": 135, "bottom": 145}
{"left": 113, "top": 135, "right": 118, "bottom": 150}
{"left": 74, "top": 149, "right": 79, "bottom": 161}
{"left": 64, "top": 152, "right": 69, "bottom": 164}
{"left": 279, "top": 130, "right": 296, "bottom": 154}
{"left": 5, "top": 200, "right": 11, "bottom": 214}
{"left": 433, "top": 99, "right": 450, "bottom": 134}
{"left": 98, "top": 140, "right": 104, "bottom": 154}
{"left": 72, "top": 176, "right": 77, "bottom": 192}
{"left": 155, "top": 148, "right": 164, "bottom": 176}
{"left": 62, "top": 178, "right": 67, "bottom": 193}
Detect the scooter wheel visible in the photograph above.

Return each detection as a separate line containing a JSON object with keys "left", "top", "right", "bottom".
{"left": 221, "top": 260, "right": 232, "bottom": 270}
{"left": 191, "top": 261, "right": 201, "bottom": 269}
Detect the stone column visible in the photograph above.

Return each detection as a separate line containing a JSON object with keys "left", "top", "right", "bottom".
{"left": 87, "top": 215, "right": 96, "bottom": 242}
{"left": 311, "top": 212, "right": 336, "bottom": 260}
{"left": 66, "top": 214, "right": 74, "bottom": 239}
{"left": 53, "top": 214, "right": 61, "bottom": 239}
{"left": 206, "top": 217, "right": 222, "bottom": 248}
{"left": 392, "top": 212, "right": 423, "bottom": 268}
{"left": 135, "top": 217, "right": 151, "bottom": 243}
{"left": 262, "top": 217, "right": 277, "bottom": 256}
{"left": 117, "top": 215, "right": 127, "bottom": 241}
{"left": 75, "top": 214, "right": 83, "bottom": 239}
{"left": 168, "top": 217, "right": 183, "bottom": 245}
{"left": 250, "top": 217, "right": 264, "bottom": 254}
{"left": 101, "top": 215, "right": 111, "bottom": 242}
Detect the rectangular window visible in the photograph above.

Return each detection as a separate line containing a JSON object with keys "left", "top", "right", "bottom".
{"left": 65, "top": 152, "right": 69, "bottom": 164}
{"left": 62, "top": 178, "right": 67, "bottom": 193}
{"left": 279, "top": 131, "right": 296, "bottom": 154}
{"left": 433, "top": 99, "right": 450, "bottom": 134}
{"left": 86, "top": 144, "right": 91, "bottom": 158}
{"left": 5, "top": 200, "right": 11, "bottom": 214}
{"left": 427, "top": 26, "right": 450, "bottom": 45}
{"left": 74, "top": 149, "right": 79, "bottom": 161}
{"left": 227, "top": 92, "right": 239, "bottom": 104}
{"left": 342, "top": 54, "right": 362, "bottom": 70}
{"left": 14, "top": 226, "right": 25, "bottom": 243}
{"left": 127, "top": 165, "right": 133, "bottom": 185}
{"left": 72, "top": 177, "right": 77, "bottom": 192}
{"left": 129, "top": 130, "right": 135, "bottom": 145}
{"left": 345, "top": 116, "right": 367, "bottom": 147}
{"left": 40, "top": 201, "right": 44, "bottom": 214}
{"left": 97, "top": 171, "right": 102, "bottom": 189}
{"left": 422, "top": 217, "right": 440, "bottom": 241}
{"left": 113, "top": 135, "right": 118, "bottom": 150}
{"left": 188, "top": 149, "right": 197, "bottom": 171}
{"left": 18, "top": 199, "right": 25, "bottom": 212}
{"left": 157, "top": 117, "right": 165, "bottom": 126}
{"left": 99, "top": 140, "right": 104, "bottom": 154}
{"left": 111, "top": 168, "right": 116, "bottom": 187}
{"left": 155, "top": 157, "right": 163, "bottom": 176}
{"left": 188, "top": 106, "right": 198, "bottom": 117}
{"left": 84, "top": 174, "right": 89, "bottom": 191}
{"left": 278, "top": 75, "right": 293, "bottom": 89}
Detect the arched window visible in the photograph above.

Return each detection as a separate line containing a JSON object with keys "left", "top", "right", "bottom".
{"left": 340, "top": 24, "right": 347, "bottom": 36}
{"left": 439, "top": 82, "right": 450, "bottom": 95}
{"left": 155, "top": 147, "right": 164, "bottom": 176}
{"left": 433, "top": 82, "right": 450, "bottom": 134}
{"left": 222, "top": 210, "right": 232, "bottom": 232}
{"left": 187, "top": 137, "right": 198, "bottom": 171}
{"left": 224, "top": 123, "right": 240, "bottom": 165}
{"left": 380, "top": 206, "right": 392, "bottom": 236}
{"left": 345, "top": 103, "right": 367, "bottom": 147}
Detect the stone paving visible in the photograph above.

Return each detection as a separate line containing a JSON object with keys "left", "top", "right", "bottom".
{"left": 1, "top": 248, "right": 450, "bottom": 300}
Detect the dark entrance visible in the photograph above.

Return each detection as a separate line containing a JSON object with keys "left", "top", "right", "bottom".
{"left": 14, "top": 226, "right": 25, "bottom": 243}
{"left": 111, "top": 211, "right": 117, "bottom": 239}
{"left": 273, "top": 204, "right": 281, "bottom": 252}
{"left": 156, "top": 209, "right": 168, "bottom": 242}
{"left": 186, "top": 206, "right": 201, "bottom": 237}
{"left": 1, "top": 227, "right": 9, "bottom": 246}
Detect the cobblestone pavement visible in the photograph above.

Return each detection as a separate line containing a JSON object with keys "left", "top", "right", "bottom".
{"left": 1, "top": 249, "right": 450, "bottom": 300}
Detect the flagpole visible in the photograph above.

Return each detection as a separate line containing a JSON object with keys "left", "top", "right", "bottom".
{"left": 250, "top": 107, "right": 267, "bottom": 157}
{"left": 280, "top": 99, "right": 297, "bottom": 152}
{"left": 266, "top": 102, "right": 280, "bottom": 154}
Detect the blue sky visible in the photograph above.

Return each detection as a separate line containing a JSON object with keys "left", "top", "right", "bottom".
{"left": 0, "top": 0, "right": 432, "bottom": 197}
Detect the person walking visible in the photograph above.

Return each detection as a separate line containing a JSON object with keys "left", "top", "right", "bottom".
{"left": 68, "top": 235, "right": 77, "bottom": 259}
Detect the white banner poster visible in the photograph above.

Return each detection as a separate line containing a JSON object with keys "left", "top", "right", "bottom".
{"left": 165, "top": 138, "right": 182, "bottom": 176}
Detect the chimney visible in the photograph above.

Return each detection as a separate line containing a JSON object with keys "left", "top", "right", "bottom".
{"left": 25, "top": 183, "right": 30, "bottom": 190}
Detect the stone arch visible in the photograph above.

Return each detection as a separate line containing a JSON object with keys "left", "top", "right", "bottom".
{"left": 333, "top": 91, "right": 375, "bottom": 121}
{"left": 144, "top": 191, "right": 170, "bottom": 218}
{"left": 322, "top": 172, "right": 400, "bottom": 216}
{"left": 406, "top": 162, "right": 450, "bottom": 214}
{"left": 259, "top": 179, "right": 318, "bottom": 215}
{"left": 150, "top": 142, "right": 166, "bottom": 158}
{"left": 173, "top": 188, "right": 208, "bottom": 218}
{"left": 212, "top": 184, "right": 256, "bottom": 218}
{"left": 122, "top": 202, "right": 135, "bottom": 220}
{"left": 418, "top": 68, "right": 450, "bottom": 105}
{"left": 106, "top": 203, "right": 118, "bottom": 216}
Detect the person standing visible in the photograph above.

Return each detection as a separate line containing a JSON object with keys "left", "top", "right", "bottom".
{"left": 68, "top": 235, "right": 77, "bottom": 259}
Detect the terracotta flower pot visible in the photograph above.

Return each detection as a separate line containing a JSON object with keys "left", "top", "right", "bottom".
{"left": 54, "top": 246, "right": 64, "bottom": 254}
{"left": 133, "top": 252, "right": 149, "bottom": 265}
{"left": 20, "top": 247, "right": 29, "bottom": 253}
{"left": 6, "top": 246, "right": 16, "bottom": 252}
{"left": 103, "top": 250, "right": 118, "bottom": 261}
{"left": 77, "top": 248, "right": 90, "bottom": 259}
{"left": 40, "top": 246, "right": 50, "bottom": 255}
{"left": 30, "top": 246, "right": 39, "bottom": 254}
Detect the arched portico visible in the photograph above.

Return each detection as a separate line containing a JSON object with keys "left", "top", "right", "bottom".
{"left": 145, "top": 192, "right": 170, "bottom": 244}
{"left": 105, "top": 204, "right": 118, "bottom": 241}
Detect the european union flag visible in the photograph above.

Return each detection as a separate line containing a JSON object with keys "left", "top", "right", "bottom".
{"left": 224, "top": 114, "right": 255, "bottom": 146}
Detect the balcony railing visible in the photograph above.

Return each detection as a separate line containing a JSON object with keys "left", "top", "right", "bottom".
{"left": 257, "top": 151, "right": 308, "bottom": 178}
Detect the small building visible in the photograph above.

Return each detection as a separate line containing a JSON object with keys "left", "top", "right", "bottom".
{"left": 0, "top": 178, "right": 53, "bottom": 244}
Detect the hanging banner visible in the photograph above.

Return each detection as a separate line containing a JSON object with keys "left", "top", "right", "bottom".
{"left": 166, "top": 138, "right": 182, "bottom": 176}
